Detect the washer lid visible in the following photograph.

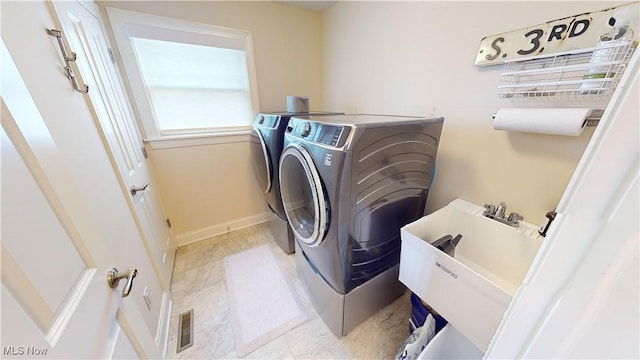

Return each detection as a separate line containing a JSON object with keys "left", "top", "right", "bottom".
{"left": 279, "top": 144, "right": 329, "bottom": 246}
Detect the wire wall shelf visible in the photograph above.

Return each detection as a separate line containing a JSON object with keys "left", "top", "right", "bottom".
{"left": 498, "top": 40, "right": 637, "bottom": 99}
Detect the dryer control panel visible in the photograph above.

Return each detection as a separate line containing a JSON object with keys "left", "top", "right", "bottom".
{"left": 287, "top": 118, "right": 351, "bottom": 148}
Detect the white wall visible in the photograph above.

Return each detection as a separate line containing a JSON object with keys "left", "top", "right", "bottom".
{"left": 100, "top": 1, "right": 324, "bottom": 244}
{"left": 321, "top": 1, "right": 626, "bottom": 223}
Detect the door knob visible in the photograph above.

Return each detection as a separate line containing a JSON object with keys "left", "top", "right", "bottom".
{"left": 130, "top": 184, "right": 149, "bottom": 196}
{"left": 107, "top": 268, "right": 137, "bottom": 297}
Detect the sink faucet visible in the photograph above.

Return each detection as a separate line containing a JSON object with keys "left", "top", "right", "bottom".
{"left": 494, "top": 201, "right": 506, "bottom": 219}
{"left": 483, "top": 201, "right": 523, "bottom": 228}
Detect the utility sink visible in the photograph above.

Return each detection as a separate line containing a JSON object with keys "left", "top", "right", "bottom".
{"left": 399, "top": 198, "right": 544, "bottom": 352}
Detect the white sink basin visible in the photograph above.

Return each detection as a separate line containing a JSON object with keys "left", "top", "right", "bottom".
{"left": 399, "top": 198, "right": 543, "bottom": 352}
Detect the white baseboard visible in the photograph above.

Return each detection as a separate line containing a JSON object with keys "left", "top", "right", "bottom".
{"left": 175, "top": 212, "right": 268, "bottom": 246}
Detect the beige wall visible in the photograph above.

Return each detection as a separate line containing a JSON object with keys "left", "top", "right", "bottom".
{"left": 102, "top": 1, "right": 627, "bottom": 243}
{"left": 321, "top": 1, "right": 626, "bottom": 224}
{"left": 101, "top": 1, "right": 324, "bottom": 243}
{"left": 147, "top": 141, "right": 260, "bottom": 243}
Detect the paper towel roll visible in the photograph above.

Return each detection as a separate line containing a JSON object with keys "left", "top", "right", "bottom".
{"left": 493, "top": 108, "right": 592, "bottom": 136}
{"left": 286, "top": 96, "right": 309, "bottom": 113}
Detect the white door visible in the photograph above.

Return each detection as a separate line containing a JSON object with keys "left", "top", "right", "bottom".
{"left": 51, "top": 0, "right": 176, "bottom": 290}
{"left": 0, "top": 39, "right": 157, "bottom": 358}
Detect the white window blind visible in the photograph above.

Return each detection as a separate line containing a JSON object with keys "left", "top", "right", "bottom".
{"left": 106, "top": 8, "right": 260, "bottom": 146}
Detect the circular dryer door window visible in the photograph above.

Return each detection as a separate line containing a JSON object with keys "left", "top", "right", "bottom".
{"left": 279, "top": 144, "right": 328, "bottom": 246}
{"left": 249, "top": 128, "right": 272, "bottom": 193}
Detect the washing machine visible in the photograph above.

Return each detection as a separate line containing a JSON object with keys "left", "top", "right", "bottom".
{"left": 250, "top": 111, "right": 340, "bottom": 253}
{"left": 279, "top": 114, "right": 444, "bottom": 335}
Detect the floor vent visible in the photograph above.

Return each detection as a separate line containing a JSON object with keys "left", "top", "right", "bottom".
{"left": 177, "top": 309, "right": 194, "bottom": 353}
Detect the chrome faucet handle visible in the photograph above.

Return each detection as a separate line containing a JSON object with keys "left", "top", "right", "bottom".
{"left": 507, "top": 212, "right": 523, "bottom": 225}
{"left": 483, "top": 204, "right": 496, "bottom": 216}
{"left": 495, "top": 202, "right": 507, "bottom": 218}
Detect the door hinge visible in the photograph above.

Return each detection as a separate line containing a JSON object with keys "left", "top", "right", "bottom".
{"left": 166, "top": 218, "right": 172, "bottom": 228}
{"left": 108, "top": 48, "right": 116, "bottom": 64}
{"left": 141, "top": 146, "right": 149, "bottom": 159}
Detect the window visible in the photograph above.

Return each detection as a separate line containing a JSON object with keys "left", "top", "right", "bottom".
{"left": 106, "top": 8, "right": 260, "bottom": 146}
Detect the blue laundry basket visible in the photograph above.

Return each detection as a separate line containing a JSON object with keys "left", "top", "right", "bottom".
{"left": 410, "top": 292, "right": 447, "bottom": 334}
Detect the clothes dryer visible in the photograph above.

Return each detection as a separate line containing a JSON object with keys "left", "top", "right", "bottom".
{"left": 279, "top": 114, "right": 444, "bottom": 335}
{"left": 250, "top": 111, "right": 340, "bottom": 253}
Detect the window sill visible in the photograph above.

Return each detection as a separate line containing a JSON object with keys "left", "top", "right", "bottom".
{"left": 145, "top": 130, "right": 252, "bottom": 149}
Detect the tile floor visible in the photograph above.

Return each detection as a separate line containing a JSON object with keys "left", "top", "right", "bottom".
{"left": 166, "top": 223, "right": 412, "bottom": 359}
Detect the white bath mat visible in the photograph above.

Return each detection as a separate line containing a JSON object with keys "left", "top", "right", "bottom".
{"left": 224, "top": 244, "right": 307, "bottom": 356}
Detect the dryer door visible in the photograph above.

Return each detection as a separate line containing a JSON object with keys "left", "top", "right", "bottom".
{"left": 250, "top": 128, "right": 272, "bottom": 193}
{"left": 279, "top": 144, "right": 329, "bottom": 246}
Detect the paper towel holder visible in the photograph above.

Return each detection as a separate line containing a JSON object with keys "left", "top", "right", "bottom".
{"left": 491, "top": 109, "right": 604, "bottom": 127}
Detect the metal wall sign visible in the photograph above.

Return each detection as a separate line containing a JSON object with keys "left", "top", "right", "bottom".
{"left": 475, "top": 2, "right": 639, "bottom": 66}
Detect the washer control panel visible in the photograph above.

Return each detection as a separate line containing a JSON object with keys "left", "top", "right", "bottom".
{"left": 253, "top": 114, "right": 280, "bottom": 129}
{"left": 316, "top": 124, "right": 344, "bottom": 146}
{"left": 287, "top": 118, "right": 350, "bottom": 148}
